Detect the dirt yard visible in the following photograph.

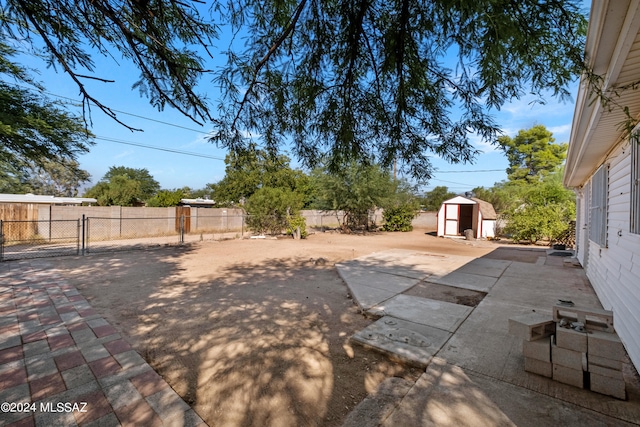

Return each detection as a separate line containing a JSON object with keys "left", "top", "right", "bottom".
{"left": 46, "top": 230, "right": 533, "bottom": 427}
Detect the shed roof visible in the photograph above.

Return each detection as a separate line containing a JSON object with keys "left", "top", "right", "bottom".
{"left": 471, "top": 198, "right": 497, "bottom": 220}
{"left": 440, "top": 196, "right": 497, "bottom": 220}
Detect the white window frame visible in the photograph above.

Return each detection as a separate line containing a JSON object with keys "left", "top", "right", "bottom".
{"left": 590, "top": 164, "right": 608, "bottom": 246}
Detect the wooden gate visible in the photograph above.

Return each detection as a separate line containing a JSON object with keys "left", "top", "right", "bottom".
{"left": 175, "top": 206, "right": 191, "bottom": 233}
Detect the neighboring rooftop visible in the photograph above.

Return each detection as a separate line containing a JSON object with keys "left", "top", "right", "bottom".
{"left": 179, "top": 197, "right": 216, "bottom": 207}
{"left": 0, "top": 193, "right": 97, "bottom": 205}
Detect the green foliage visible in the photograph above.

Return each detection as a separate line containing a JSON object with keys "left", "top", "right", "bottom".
{"left": 211, "top": 145, "right": 312, "bottom": 207}
{"left": 383, "top": 204, "right": 418, "bottom": 232}
{"left": 503, "top": 203, "right": 575, "bottom": 244}
{"left": 245, "top": 187, "right": 304, "bottom": 235}
{"left": 287, "top": 215, "right": 308, "bottom": 239}
{"left": 497, "top": 125, "right": 568, "bottom": 182}
{"left": 381, "top": 180, "right": 420, "bottom": 231}
{"left": 421, "top": 186, "right": 456, "bottom": 211}
{"left": 500, "top": 166, "right": 576, "bottom": 243}
{"left": 0, "top": 44, "right": 93, "bottom": 192}
{"left": 0, "top": 155, "right": 92, "bottom": 198}
{"left": 84, "top": 166, "right": 159, "bottom": 206}
{"left": 312, "top": 162, "right": 396, "bottom": 230}
{"left": 0, "top": 0, "right": 216, "bottom": 127}
{"left": 147, "top": 189, "right": 186, "bottom": 207}
{"left": 0, "top": 82, "right": 93, "bottom": 170}
{"left": 102, "top": 166, "right": 160, "bottom": 201}
{"left": 84, "top": 175, "right": 142, "bottom": 206}
{"left": 213, "top": 1, "right": 586, "bottom": 180}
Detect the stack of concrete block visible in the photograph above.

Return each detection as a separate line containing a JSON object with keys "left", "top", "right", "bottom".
{"left": 509, "top": 312, "right": 555, "bottom": 378}
{"left": 509, "top": 306, "right": 627, "bottom": 400}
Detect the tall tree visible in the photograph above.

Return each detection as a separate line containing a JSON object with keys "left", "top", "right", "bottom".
{"left": 0, "top": 43, "right": 93, "bottom": 178}
{"left": 212, "top": 145, "right": 312, "bottom": 206}
{"left": 102, "top": 166, "right": 160, "bottom": 201}
{"left": 421, "top": 186, "right": 456, "bottom": 211}
{"left": 84, "top": 166, "right": 159, "bottom": 205}
{"left": 212, "top": 1, "right": 587, "bottom": 180}
{"left": 497, "top": 125, "right": 568, "bottom": 182}
{"left": 0, "top": 82, "right": 93, "bottom": 168}
{"left": 1, "top": 152, "right": 91, "bottom": 198}
{"left": 312, "top": 161, "right": 397, "bottom": 230}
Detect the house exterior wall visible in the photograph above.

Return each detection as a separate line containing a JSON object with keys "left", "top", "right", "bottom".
{"left": 579, "top": 140, "right": 640, "bottom": 371}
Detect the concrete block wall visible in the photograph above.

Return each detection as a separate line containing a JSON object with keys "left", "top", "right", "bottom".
{"left": 14, "top": 206, "right": 437, "bottom": 241}
{"left": 509, "top": 307, "right": 627, "bottom": 400}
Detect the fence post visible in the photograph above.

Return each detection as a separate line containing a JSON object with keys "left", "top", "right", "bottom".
{"left": 241, "top": 213, "right": 244, "bottom": 238}
{"left": 0, "top": 220, "right": 3, "bottom": 262}
{"left": 180, "top": 214, "right": 185, "bottom": 244}
{"left": 81, "top": 215, "right": 86, "bottom": 256}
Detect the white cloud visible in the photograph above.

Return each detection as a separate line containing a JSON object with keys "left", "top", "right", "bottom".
{"left": 114, "top": 150, "right": 134, "bottom": 159}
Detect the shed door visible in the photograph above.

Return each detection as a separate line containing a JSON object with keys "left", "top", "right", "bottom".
{"left": 444, "top": 204, "right": 458, "bottom": 235}
{"left": 458, "top": 204, "right": 474, "bottom": 234}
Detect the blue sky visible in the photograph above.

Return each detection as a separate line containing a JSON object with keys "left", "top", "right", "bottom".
{"left": 9, "top": 7, "right": 584, "bottom": 196}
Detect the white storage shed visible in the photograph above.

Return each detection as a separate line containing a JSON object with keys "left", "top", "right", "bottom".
{"left": 436, "top": 196, "right": 496, "bottom": 239}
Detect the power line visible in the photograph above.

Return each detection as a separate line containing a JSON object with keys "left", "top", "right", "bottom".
{"left": 5, "top": 81, "right": 209, "bottom": 134}
{"left": 94, "top": 136, "right": 225, "bottom": 161}
{"left": 436, "top": 169, "right": 503, "bottom": 173}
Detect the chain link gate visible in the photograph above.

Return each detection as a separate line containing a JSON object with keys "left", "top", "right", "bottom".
{"left": 0, "top": 219, "right": 81, "bottom": 261}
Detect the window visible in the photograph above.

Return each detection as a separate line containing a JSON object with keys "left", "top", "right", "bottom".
{"left": 590, "top": 165, "right": 608, "bottom": 246}
{"left": 632, "top": 140, "right": 640, "bottom": 234}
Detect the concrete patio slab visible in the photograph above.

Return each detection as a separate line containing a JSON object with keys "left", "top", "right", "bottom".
{"left": 366, "top": 294, "right": 473, "bottom": 333}
{"left": 429, "top": 271, "right": 500, "bottom": 293}
{"left": 348, "top": 285, "right": 398, "bottom": 312}
{"left": 339, "top": 248, "right": 640, "bottom": 427}
{"left": 455, "top": 258, "right": 512, "bottom": 278}
{"left": 337, "top": 266, "right": 421, "bottom": 294}
{"left": 380, "top": 357, "right": 638, "bottom": 427}
{"left": 351, "top": 316, "right": 452, "bottom": 368}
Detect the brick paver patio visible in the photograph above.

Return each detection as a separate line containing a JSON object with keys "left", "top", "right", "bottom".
{"left": 0, "top": 265, "right": 205, "bottom": 427}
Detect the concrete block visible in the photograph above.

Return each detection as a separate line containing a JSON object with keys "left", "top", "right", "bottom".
{"left": 523, "top": 337, "right": 551, "bottom": 362}
{"left": 555, "top": 327, "right": 587, "bottom": 353}
{"left": 590, "top": 372, "right": 626, "bottom": 400}
{"left": 588, "top": 354, "right": 623, "bottom": 371}
{"left": 588, "top": 363, "right": 623, "bottom": 379}
{"left": 508, "top": 313, "right": 555, "bottom": 341}
{"left": 553, "top": 305, "right": 613, "bottom": 332}
{"left": 588, "top": 330, "right": 625, "bottom": 361}
{"left": 524, "top": 357, "right": 552, "bottom": 378}
{"left": 552, "top": 342, "right": 586, "bottom": 371}
{"left": 552, "top": 364, "right": 585, "bottom": 389}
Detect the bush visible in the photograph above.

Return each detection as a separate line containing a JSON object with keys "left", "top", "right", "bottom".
{"left": 383, "top": 203, "right": 417, "bottom": 232}
{"left": 287, "top": 215, "right": 308, "bottom": 239}
{"left": 245, "top": 187, "right": 304, "bottom": 235}
{"left": 503, "top": 203, "right": 574, "bottom": 243}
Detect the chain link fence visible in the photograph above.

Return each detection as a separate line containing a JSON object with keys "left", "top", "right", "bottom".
{"left": 0, "top": 209, "right": 393, "bottom": 261}
{"left": 0, "top": 214, "right": 247, "bottom": 260}
{"left": 0, "top": 219, "right": 81, "bottom": 261}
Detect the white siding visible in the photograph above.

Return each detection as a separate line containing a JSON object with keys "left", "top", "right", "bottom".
{"left": 576, "top": 189, "right": 588, "bottom": 266}
{"left": 584, "top": 142, "right": 640, "bottom": 371}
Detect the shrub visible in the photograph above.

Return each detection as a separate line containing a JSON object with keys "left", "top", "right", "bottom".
{"left": 245, "top": 187, "right": 303, "bottom": 235}
{"left": 383, "top": 204, "right": 417, "bottom": 231}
